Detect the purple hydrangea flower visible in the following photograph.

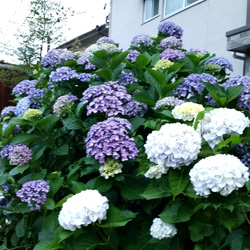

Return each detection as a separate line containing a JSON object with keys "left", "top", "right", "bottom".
{"left": 160, "top": 36, "right": 182, "bottom": 49}
{"left": 160, "top": 48, "right": 185, "bottom": 61}
{"left": 77, "top": 53, "right": 96, "bottom": 70}
{"left": 241, "top": 153, "right": 250, "bottom": 170}
{"left": 14, "top": 97, "right": 31, "bottom": 117}
{"left": 16, "top": 180, "right": 49, "bottom": 210}
{"left": 59, "top": 50, "right": 80, "bottom": 63}
{"left": 85, "top": 117, "right": 138, "bottom": 163}
{"left": 174, "top": 73, "right": 217, "bottom": 98}
{"left": 131, "top": 34, "right": 153, "bottom": 46}
{"left": 158, "top": 21, "right": 183, "bottom": 38}
{"left": 81, "top": 81, "right": 132, "bottom": 116}
{"left": 1, "top": 106, "right": 16, "bottom": 118}
{"left": 155, "top": 96, "right": 185, "bottom": 109}
{"left": 0, "top": 144, "right": 13, "bottom": 158}
{"left": 49, "top": 66, "right": 79, "bottom": 82}
{"left": 205, "top": 56, "right": 233, "bottom": 71}
{"left": 125, "top": 100, "right": 148, "bottom": 117}
{"left": 126, "top": 50, "right": 140, "bottom": 62}
{"left": 12, "top": 80, "right": 38, "bottom": 95}
{"left": 28, "top": 88, "right": 45, "bottom": 108}
{"left": 119, "top": 72, "right": 137, "bottom": 86}
{"left": 189, "top": 48, "right": 210, "bottom": 56}
{"left": 53, "top": 94, "right": 78, "bottom": 117}
{"left": 96, "top": 36, "right": 115, "bottom": 45}
{"left": 78, "top": 73, "right": 93, "bottom": 82}
{"left": 41, "top": 49, "right": 65, "bottom": 68}
{"left": 8, "top": 144, "right": 32, "bottom": 166}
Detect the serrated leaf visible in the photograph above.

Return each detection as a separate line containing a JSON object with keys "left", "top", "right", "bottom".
{"left": 16, "top": 217, "right": 27, "bottom": 237}
{"left": 70, "top": 181, "right": 87, "bottom": 194}
{"left": 62, "top": 116, "right": 82, "bottom": 130}
{"left": 42, "top": 212, "right": 59, "bottom": 232}
{"left": 135, "top": 54, "right": 150, "bottom": 67}
{"left": 52, "top": 144, "right": 69, "bottom": 156}
{"left": 44, "top": 198, "right": 55, "bottom": 210}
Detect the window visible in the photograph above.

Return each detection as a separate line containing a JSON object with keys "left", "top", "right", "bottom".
{"left": 164, "top": 0, "right": 199, "bottom": 16}
{"left": 144, "top": 0, "right": 159, "bottom": 21}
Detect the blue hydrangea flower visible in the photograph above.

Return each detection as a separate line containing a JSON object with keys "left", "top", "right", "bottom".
{"left": 81, "top": 81, "right": 132, "bottom": 116}
{"left": 160, "top": 36, "right": 182, "bottom": 49}
{"left": 28, "top": 88, "right": 45, "bottom": 108}
{"left": 16, "top": 180, "right": 50, "bottom": 210}
{"left": 119, "top": 72, "right": 137, "bottom": 86}
{"left": 14, "top": 97, "right": 31, "bottom": 117}
{"left": 158, "top": 21, "right": 183, "bottom": 38}
{"left": 160, "top": 48, "right": 185, "bottom": 61}
{"left": 189, "top": 48, "right": 210, "bottom": 56}
{"left": 12, "top": 80, "right": 38, "bottom": 95}
{"left": 78, "top": 73, "right": 94, "bottom": 82}
{"left": 96, "top": 36, "right": 115, "bottom": 45}
{"left": 205, "top": 56, "right": 233, "bottom": 71}
{"left": 41, "top": 49, "right": 65, "bottom": 68}
{"left": 0, "top": 144, "right": 13, "bottom": 158}
{"left": 77, "top": 53, "right": 97, "bottom": 70}
{"left": 126, "top": 50, "right": 140, "bottom": 62}
{"left": 174, "top": 73, "right": 217, "bottom": 98}
{"left": 59, "top": 50, "right": 80, "bottom": 63}
{"left": 1, "top": 106, "right": 16, "bottom": 118}
{"left": 8, "top": 144, "right": 32, "bottom": 166}
{"left": 85, "top": 117, "right": 138, "bottom": 163}
{"left": 49, "top": 66, "right": 79, "bottom": 82}
{"left": 125, "top": 100, "right": 148, "bottom": 117}
{"left": 131, "top": 34, "right": 153, "bottom": 46}
{"left": 53, "top": 94, "right": 78, "bottom": 117}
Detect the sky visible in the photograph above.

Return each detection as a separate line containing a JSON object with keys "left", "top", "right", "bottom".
{"left": 0, "top": 0, "right": 110, "bottom": 63}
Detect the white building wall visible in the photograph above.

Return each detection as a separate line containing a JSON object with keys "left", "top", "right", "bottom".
{"left": 109, "top": 0, "right": 247, "bottom": 75}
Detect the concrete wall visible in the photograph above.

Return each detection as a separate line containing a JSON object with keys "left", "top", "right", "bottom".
{"left": 109, "top": 0, "right": 247, "bottom": 75}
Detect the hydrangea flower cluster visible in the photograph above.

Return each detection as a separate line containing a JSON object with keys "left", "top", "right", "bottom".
{"left": 144, "top": 123, "right": 202, "bottom": 171}
{"left": 188, "top": 48, "right": 209, "bottom": 56}
{"left": 16, "top": 180, "right": 49, "bottom": 210}
{"left": 41, "top": 49, "right": 65, "bottom": 68}
{"left": 58, "top": 190, "right": 109, "bottom": 231}
{"left": 12, "top": 80, "right": 38, "bottom": 95}
{"left": 99, "top": 158, "right": 123, "bottom": 179}
{"left": 131, "top": 34, "right": 153, "bottom": 46}
{"left": 14, "top": 97, "right": 31, "bottom": 117}
{"left": 150, "top": 218, "right": 177, "bottom": 240}
{"left": 118, "top": 72, "right": 137, "bottom": 86}
{"left": 1, "top": 106, "right": 16, "bottom": 119}
{"left": 241, "top": 153, "right": 250, "bottom": 170}
{"left": 174, "top": 73, "right": 217, "bottom": 98}
{"left": 85, "top": 44, "right": 101, "bottom": 53}
{"left": 53, "top": 94, "right": 78, "bottom": 117}
{"left": 190, "top": 154, "right": 249, "bottom": 197}
{"left": 160, "top": 48, "right": 185, "bottom": 61}
{"left": 158, "top": 21, "right": 183, "bottom": 38}
{"left": 96, "top": 36, "right": 115, "bottom": 44}
{"left": 155, "top": 96, "right": 185, "bottom": 110}
{"left": 49, "top": 66, "right": 79, "bottom": 83}
{"left": 8, "top": 144, "right": 32, "bottom": 166}
{"left": 172, "top": 102, "right": 204, "bottom": 121}
{"left": 0, "top": 144, "right": 13, "bottom": 158}
{"left": 204, "top": 56, "right": 233, "bottom": 71}
{"left": 78, "top": 73, "right": 94, "bottom": 82}
{"left": 77, "top": 52, "right": 96, "bottom": 70}
{"left": 153, "top": 59, "right": 174, "bottom": 70}
{"left": 197, "top": 108, "right": 250, "bottom": 148}
{"left": 85, "top": 117, "right": 138, "bottom": 163}
{"left": 125, "top": 50, "right": 140, "bottom": 62}
{"left": 81, "top": 81, "right": 132, "bottom": 116}
{"left": 160, "top": 36, "right": 182, "bottom": 49}
{"left": 22, "top": 109, "right": 42, "bottom": 120}
{"left": 144, "top": 165, "right": 165, "bottom": 179}
{"left": 59, "top": 50, "right": 80, "bottom": 63}
{"left": 124, "top": 100, "right": 148, "bottom": 117}
{"left": 28, "top": 88, "right": 45, "bottom": 108}
{"left": 99, "top": 43, "right": 120, "bottom": 53}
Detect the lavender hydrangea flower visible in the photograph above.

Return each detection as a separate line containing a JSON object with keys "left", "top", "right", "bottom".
{"left": 12, "top": 80, "right": 38, "bottom": 95}
{"left": 0, "top": 144, "right": 13, "bottom": 158}
{"left": 16, "top": 180, "right": 49, "bottom": 210}
{"left": 41, "top": 49, "right": 65, "bottom": 68}
{"left": 158, "top": 21, "right": 183, "bottom": 38}
{"left": 1, "top": 106, "right": 16, "bottom": 119}
{"left": 14, "top": 97, "right": 31, "bottom": 117}
{"left": 124, "top": 100, "right": 148, "bottom": 117}
{"left": 53, "top": 94, "right": 78, "bottom": 117}
{"left": 59, "top": 50, "right": 80, "bottom": 63}
{"left": 49, "top": 66, "right": 79, "bottom": 82}
{"left": 119, "top": 72, "right": 137, "bottom": 86}
{"left": 77, "top": 52, "right": 96, "bottom": 70}
{"left": 85, "top": 117, "right": 138, "bottom": 163}
{"left": 160, "top": 48, "right": 185, "bottom": 61}
{"left": 96, "top": 36, "right": 115, "bottom": 45}
{"left": 160, "top": 36, "right": 182, "bottom": 49}
{"left": 155, "top": 96, "right": 185, "bottom": 109}
{"left": 81, "top": 81, "right": 132, "bottom": 116}
{"left": 174, "top": 73, "right": 217, "bottom": 98}
{"left": 125, "top": 50, "right": 140, "bottom": 62}
{"left": 8, "top": 144, "right": 32, "bottom": 166}
{"left": 131, "top": 34, "right": 153, "bottom": 46}
{"left": 205, "top": 56, "right": 233, "bottom": 71}
{"left": 28, "top": 88, "right": 45, "bottom": 108}
{"left": 188, "top": 48, "right": 210, "bottom": 56}
{"left": 78, "top": 73, "right": 94, "bottom": 82}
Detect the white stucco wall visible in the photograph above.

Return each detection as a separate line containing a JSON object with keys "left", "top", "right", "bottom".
{"left": 109, "top": 0, "right": 247, "bottom": 75}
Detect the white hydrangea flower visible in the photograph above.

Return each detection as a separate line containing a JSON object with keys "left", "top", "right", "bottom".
{"left": 99, "top": 158, "right": 123, "bottom": 179}
{"left": 144, "top": 165, "right": 166, "bottom": 179}
{"left": 58, "top": 190, "right": 109, "bottom": 231}
{"left": 189, "top": 154, "right": 249, "bottom": 197}
{"left": 197, "top": 108, "right": 250, "bottom": 148}
{"left": 144, "top": 123, "right": 202, "bottom": 172}
{"left": 172, "top": 102, "right": 204, "bottom": 121}
{"left": 150, "top": 218, "right": 177, "bottom": 240}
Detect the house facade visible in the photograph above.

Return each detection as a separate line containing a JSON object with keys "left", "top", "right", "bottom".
{"left": 109, "top": 0, "right": 250, "bottom": 75}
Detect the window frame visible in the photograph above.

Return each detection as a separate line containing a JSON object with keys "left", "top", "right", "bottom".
{"left": 143, "top": 0, "right": 160, "bottom": 22}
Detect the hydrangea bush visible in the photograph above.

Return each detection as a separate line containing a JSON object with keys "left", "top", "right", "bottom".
{"left": 0, "top": 21, "right": 250, "bottom": 250}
